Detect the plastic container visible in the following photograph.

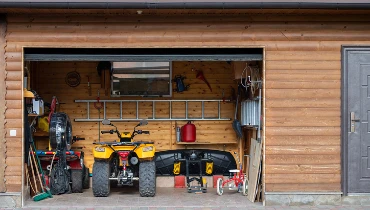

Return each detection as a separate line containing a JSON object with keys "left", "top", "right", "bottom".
{"left": 181, "top": 121, "right": 196, "bottom": 142}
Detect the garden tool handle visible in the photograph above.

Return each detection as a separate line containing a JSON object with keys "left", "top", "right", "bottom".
{"left": 101, "top": 130, "right": 113, "bottom": 134}
{"left": 72, "top": 136, "right": 85, "bottom": 141}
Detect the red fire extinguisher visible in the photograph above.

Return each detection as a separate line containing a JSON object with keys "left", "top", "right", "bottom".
{"left": 181, "top": 121, "right": 196, "bottom": 142}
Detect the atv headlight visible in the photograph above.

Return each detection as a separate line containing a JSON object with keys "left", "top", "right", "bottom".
{"left": 142, "top": 146, "right": 153, "bottom": 152}
{"left": 95, "top": 147, "right": 105, "bottom": 152}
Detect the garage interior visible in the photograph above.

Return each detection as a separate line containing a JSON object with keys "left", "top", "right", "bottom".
{"left": 23, "top": 47, "right": 264, "bottom": 207}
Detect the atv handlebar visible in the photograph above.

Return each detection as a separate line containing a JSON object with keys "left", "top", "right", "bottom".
{"left": 100, "top": 121, "right": 149, "bottom": 140}
{"left": 72, "top": 136, "right": 85, "bottom": 144}
{"left": 131, "top": 130, "right": 150, "bottom": 138}
{"left": 136, "top": 130, "right": 150, "bottom": 135}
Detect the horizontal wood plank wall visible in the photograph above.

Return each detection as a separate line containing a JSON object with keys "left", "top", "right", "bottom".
{"left": 31, "top": 61, "right": 238, "bottom": 172}
{"left": 0, "top": 15, "right": 6, "bottom": 193}
{"left": 5, "top": 12, "right": 370, "bottom": 193}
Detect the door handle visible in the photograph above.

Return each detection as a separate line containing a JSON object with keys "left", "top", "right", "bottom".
{"left": 351, "top": 112, "right": 360, "bottom": 133}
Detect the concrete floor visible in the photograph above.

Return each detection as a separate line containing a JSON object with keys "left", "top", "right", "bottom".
{"left": 23, "top": 187, "right": 256, "bottom": 208}
{"left": 11, "top": 186, "right": 370, "bottom": 210}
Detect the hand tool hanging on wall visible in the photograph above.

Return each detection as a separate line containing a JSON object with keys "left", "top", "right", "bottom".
{"left": 48, "top": 96, "right": 58, "bottom": 123}
{"left": 232, "top": 85, "right": 243, "bottom": 138}
{"left": 87, "top": 75, "right": 91, "bottom": 96}
{"left": 193, "top": 69, "right": 212, "bottom": 92}
{"left": 97, "top": 61, "right": 111, "bottom": 96}
{"left": 94, "top": 90, "right": 104, "bottom": 142}
{"left": 222, "top": 89, "right": 226, "bottom": 103}
{"left": 173, "top": 75, "right": 189, "bottom": 93}
{"left": 257, "top": 85, "right": 262, "bottom": 142}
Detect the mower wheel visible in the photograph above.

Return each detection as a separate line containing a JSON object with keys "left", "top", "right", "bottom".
{"left": 139, "top": 161, "right": 156, "bottom": 197}
{"left": 50, "top": 165, "right": 70, "bottom": 195}
{"left": 83, "top": 167, "right": 90, "bottom": 189}
{"left": 242, "top": 178, "right": 248, "bottom": 196}
{"left": 216, "top": 178, "right": 223, "bottom": 196}
{"left": 92, "top": 161, "right": 110, "bottom": 197}
{"left": 71, "top": 169, "right": 83, "bottom": 193}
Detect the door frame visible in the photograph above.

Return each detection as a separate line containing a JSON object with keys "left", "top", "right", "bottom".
{"left": 341, "top": 46, "right": 370, "bottom": 196}
{"left": 20, "top": 46, "right": 266, "bottom": 206}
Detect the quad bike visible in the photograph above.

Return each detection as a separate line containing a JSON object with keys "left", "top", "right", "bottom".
{"left": 92, "top": 119, "right": 156, "bottom": 197}
{"left": 216, "top": 152, "right": 248, "bottom": 196}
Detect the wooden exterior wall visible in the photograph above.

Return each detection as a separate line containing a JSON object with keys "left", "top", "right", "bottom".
{"left": 0, "top": 15, "right": 6, "bottom": 193}
{"left": 3, "top": 11, "right": 370, "bottom": 193}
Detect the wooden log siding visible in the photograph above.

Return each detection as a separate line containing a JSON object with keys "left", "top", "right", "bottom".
{"left": 0, "top": 15, "right": 6, "bottom": 193}
{"left": 5, "top": 13, "right": 369, "bottom": 193}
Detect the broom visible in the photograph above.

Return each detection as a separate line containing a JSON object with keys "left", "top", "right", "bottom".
{"left": 31, "top": 140, "right": 53, "bottom": 199}
{"left": 28, "top": 151, "right": 39, "bottom": 198}
{"left": 29, "top": 145, "right": 53, "bottom": 201}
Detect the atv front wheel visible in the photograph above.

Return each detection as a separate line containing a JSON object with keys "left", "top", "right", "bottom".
{"left": 92, "top": 161, "right": 110, "bottom": 197}
{"left": 139, "top": 161, "right": 156, "bottom": 197}
{"left": 71, "top": 169, "right": 83, "bottom": 193}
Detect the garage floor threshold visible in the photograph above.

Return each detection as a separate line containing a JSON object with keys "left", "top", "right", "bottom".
{"left": 20, "top": 188, "right": 370, "bottom": 210}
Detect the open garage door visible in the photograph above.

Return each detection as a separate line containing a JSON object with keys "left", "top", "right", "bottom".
{"left": 24, "top": 48, "right": 263, "bottom": 62}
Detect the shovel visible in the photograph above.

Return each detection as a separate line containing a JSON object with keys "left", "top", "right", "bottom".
{"left": 232, "top": 85, "right": 243, "bottom": 138}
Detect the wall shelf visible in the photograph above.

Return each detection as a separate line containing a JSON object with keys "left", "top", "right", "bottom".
{"left": 33, "top": 130, "right": 49, "bottom": 137}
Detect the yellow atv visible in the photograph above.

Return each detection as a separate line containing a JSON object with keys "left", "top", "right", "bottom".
{"left": 92, "top": 119, "right": 156, "bottom": 197}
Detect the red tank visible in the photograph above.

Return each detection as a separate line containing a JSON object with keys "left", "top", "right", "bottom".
{"left": 181, "top": 121, "right": 196, "bottom": 142}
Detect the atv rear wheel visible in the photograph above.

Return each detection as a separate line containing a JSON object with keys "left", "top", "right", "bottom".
{"left": 83, "top": 167, "right": 90, "bottom": 189}
{"left": 92, "top": 161, "right": 110, "bottom": 197}
{"left": 71, "top": 169, "right": 83, "bottom": 193}
{"left": 139, "top": 161, "right": 156, "bottom": 197}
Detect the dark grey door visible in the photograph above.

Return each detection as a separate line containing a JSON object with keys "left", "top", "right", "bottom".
{"left": 346, "top": 49, "right": 370, "bottom": 193}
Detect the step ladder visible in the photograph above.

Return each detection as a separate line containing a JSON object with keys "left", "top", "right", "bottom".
{"left": 74, "top": 99, "right": 231, "bottom": 122}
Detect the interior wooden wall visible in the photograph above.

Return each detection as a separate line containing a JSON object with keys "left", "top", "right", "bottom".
{"left": 5, "top": 11, "right": 370, "bottom": 193}
{"left": 31, "top": 61, "right": 239, "bottom": 172}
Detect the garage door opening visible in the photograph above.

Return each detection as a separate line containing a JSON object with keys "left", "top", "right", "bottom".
{"left": 22, "top": 47, "right": 264, "bottom": 208}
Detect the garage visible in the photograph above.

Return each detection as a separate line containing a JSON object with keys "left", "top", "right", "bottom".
{"left": 1, "top": 1, "right": 370, "bottom": 208}
{"left": 21, "top": 47, "right": 264, "bottom": 207}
